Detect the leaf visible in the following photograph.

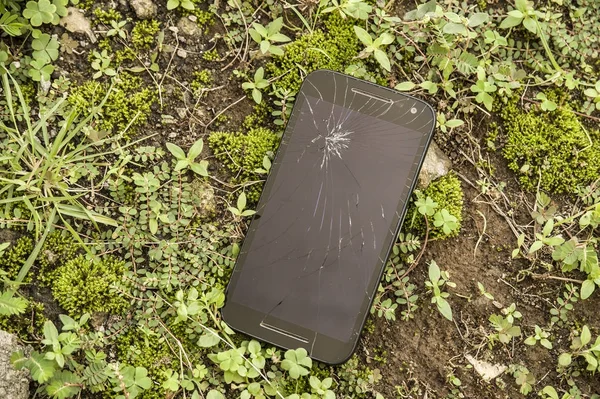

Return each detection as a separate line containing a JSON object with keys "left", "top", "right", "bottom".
{"left": 187, "top": 139, "right": 204, "bottom": 160}
{"left": 395, "top": 81, "right": 416, "bottom": 91}
{"left": 166, "top": 143, "right": 186, "bottom": 160}
{"left": 175, "top": 159, "right": 189, "bottom": 172}
{"left": 46, "top": 371, "right": 81, "bottom": 399}
{"left": 0, "top": 291, "right": 28, "bottom": 316}
{"left": 445, "top": 119, "right": 464, "bottom": 128}
{"left": 499, "top": 15, "right": 522, "bottom": 29}
{"left": 580, "top": 325, "right": 591, "bottom": 346}
{"left": 237, "top": 192, "right": 247, "bottom": 212}
{"left": 267, "top": 17, "right": 283, "bottom": 36}
{"left": 468, "top": 12, "right": 489, "bottom": 27}
{"left": 207, "top": 390, "right": 225, "bottom": 399}
{"left": 134, "top": 367, "right": 152, "bottom": 389}
{"left": 252, "top": 88, "right": 262, "bottom": 104}
{"left": 197, "top": 331, "right": 221, "bottom": 348}
{"left": 428, "top": 261, "right": 441, "bottom": 284}
{"left": 436, "top": 297, "right": 453, "bottom": 321}
{"left": 541, "top": 386, "right": 559, "bottom": 399}
{"left": 190, "top": 161, "right": 209, "bottom": 176}
{"left": 443, "top": 22, "right": 468, "bottom": 35}
{"left": 27, "top": 351, "right": 56, "bottom": 383}
{"left": 10, "top": 350, "right": 28, "bottom": 370}
{"left": 581, "top": 279, "right": 596, "bottom": 300}
{"left": 522, "top": 16, "right": 537, "bottom": 34}
{"left": 353, "top": 26, "right": 372, "bottom": 46}
{"left": 558, "top": 353, "right": 572, "bottom": 367}
{"left": 373, "top": 49, "right": 391, "bottom": 72}
{"left": 58, "top": 314, "right": 78, "bottom": 331}
{"left": 43, "top": 320, "right": 59, "bottom": 344}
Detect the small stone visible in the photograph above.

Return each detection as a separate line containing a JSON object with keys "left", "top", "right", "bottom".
{"left": 176, "top": 48, "right": 188, "bottom": 58}
{"left": 60, "top": 7, "right": 96, "bottom": 43}
{"left": 0, "top": 330, "right": 30, "bottom": 399}
{"left": 128, "top": 0, "right": 157, "bottom": 19}
{"left": 418, "top": 141, "right": 452, "bottom": 188}
{"left": 191, "top": 181, "right": 216, "bottom": 219}
{"left": 465, "top": 354, "right": 506, "bottom": 382}
{"left": 177, "top": 16, "right": 202, "bottom": 37}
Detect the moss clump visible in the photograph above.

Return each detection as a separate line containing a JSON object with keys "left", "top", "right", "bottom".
{"left": 0, "top": 236, "right": 33, "bottom": 281}
{"left": 93, "top": 7, "right": 122, "bottom": 24}
{"left": 37, "top": 231, "right": 81, "bottom": 286}
{"left": 408, "top": 173, "right": 464, "bottom": 239}
{"left": 0, "top": 300, "right": 46, "bottom": 341}
{"left": 51, "top": 255, "right": 128, "bottom": 316}
{"left": 131, "top": 20, "right": 161, "bottom": 50}
{"left": 202, "top": 48, "right": 220, "bottom": 61}
{"left": 191, "top": 70, "right": 212, "bottom": 94}
{"left": 115, "top": 328, "right": 176, "bottom": 399}
{"left": 501, "top": 99, "right": 600, "bottom": 194}
{"left": 265, "top": 13, "right": 359, "bottom": 93}
{"left": 68, "top": 73, "right": 156, "bottom": 134}
{"left": 208, "top": 127, "right": 279, "bottom": 202}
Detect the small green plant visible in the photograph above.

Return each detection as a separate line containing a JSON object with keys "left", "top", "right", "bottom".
{"left": 558, "top": 325, "right": 600, "bottom": 373}
{"left": 242, "top": 67, "right": 269, "bottom": 104}
{"left": 228, "top": 192, "right": 256, "bottom": 219}
{"left": 508, "top": 365, "right": 535, "bottom": 395}
{"left": 249, "top": 17, "right": 291, "bottom": 56}
{"left": 281, "top": 348, "right": 312, "bottom": 379}
{"left": 22, "top": 0, "right": 66, "bottom": 26}
{"left": 323, "top": 0, "right": 372, "bottom": 20}
{"left": 353, "top": 26, "right": 394, "bottom": 72}
{"left": 425, "top": 260, "right": 455, "bottom": 321}
{"left": 477, "top": 282, "right": 494, "bottom": 301}
{"left": 166, "top": 138, "right": 209, "bottom": 176}
{"left": 106, "top": 20, "right": 128, "bottom": 40}
{"left": 488, "top": 314, "right": 521, "bottom": 345}
{"left": 90, "top": 49, "right": 117, "bottom": 79}
{"left": 408, "top": 173, "right": 464, "bottom": 239}
{"left": 524, "top": 325, "right": 553, "bottom": 349}
{"left": 167, "top": 0, "right": 195, "bottom": 11}
{"left": 501, "top": 303, "right": 522, "bottom": 324}
{"left": 583, "top": 81, "right": 600, "bottom": 113}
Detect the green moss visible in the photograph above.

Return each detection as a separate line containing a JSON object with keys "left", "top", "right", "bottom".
{"left": 131, "top": 20, "right": 161, "bottom": 50}
{"left": 51, "top": 255, "right": 128, "bottom": 316}
{"left": 0, "top": 236, "right": 33, "bottom": 281}
{"left": 501, "top": 98, "right": 600, "bottom": 194}
{"left": 202, "top": 48, "right": 220, "bottom": 62}
{"left": 191, "top": 70, "right": 212, "bottom": 94}
{"left": 0, "top": 300, "right": 46, "bottom": 341}
{"left": 68, "top": 73, "right": 156, "bottom": 135}
{"left": 114, "top": 47, "right": 137, "bottom": 64}
{"left": 208, "top": 127, "right": 279, "bottom": 202}
{"left": 242, "top": 102, "right": 270, "bottom": 131}
{"left": 408, "top": 173, "right": 464, "bottom": 239}
{"left": 115, "top": 328, "right": 176, "bottom": 399}
{"left": 37, "top": 231, "right": 81, "bottom": 286}
{"left": 265, "top": 13, "right": 359, "bottom": 94}
{"left": 183, "top": 8, "right": 214, "bottom": 28}
{"left": 93, "top": 8, "right": 123, "bottom": 25}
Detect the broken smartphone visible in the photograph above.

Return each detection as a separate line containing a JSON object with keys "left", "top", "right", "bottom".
{"left": 222, "top": 70, "right": 435, "bottom": 364}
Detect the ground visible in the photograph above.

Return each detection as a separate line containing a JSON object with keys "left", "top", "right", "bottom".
{"left": 1, "top": 0, "right": 600, "bottom": 398}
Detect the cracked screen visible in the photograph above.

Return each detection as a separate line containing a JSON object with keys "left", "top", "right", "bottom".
{"left": 224, "top": 71, "right": 434, "bottom": 359}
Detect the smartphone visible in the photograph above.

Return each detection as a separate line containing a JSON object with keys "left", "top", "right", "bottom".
{"left": 222, "top": 70, "right": 435, "bottom": 364}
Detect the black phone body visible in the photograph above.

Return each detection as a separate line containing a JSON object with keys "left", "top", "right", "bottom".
{"left": 222, "top": 70, "right": 435, "bottom": 364}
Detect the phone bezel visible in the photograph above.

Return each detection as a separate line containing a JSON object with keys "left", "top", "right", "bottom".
{"left": 222, "top": 69, "right": 436, "bottom": 364}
